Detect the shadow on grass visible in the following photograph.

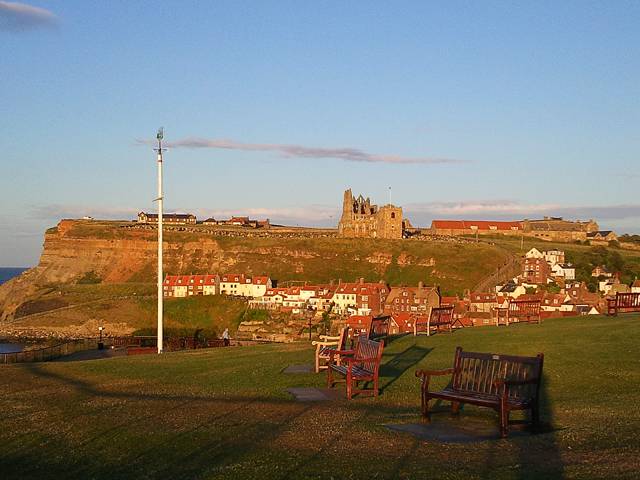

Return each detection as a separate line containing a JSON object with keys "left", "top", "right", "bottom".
{"left": 2, "top": 362, "right": 423, "bottom": 480}
{"left": 481, "top": 373, "right": 565, "bottom": 479}
{"left": 379, "top": 345, "right": 432, "bottom": 393}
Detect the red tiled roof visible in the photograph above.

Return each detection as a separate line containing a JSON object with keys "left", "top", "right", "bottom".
{"left": 432, "top": 220, "right": 522, "bottom": 231}
{"left": 346, "top": 315, "right": 373, "bottom": 329}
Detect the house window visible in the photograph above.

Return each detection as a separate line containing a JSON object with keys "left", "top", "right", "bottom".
{"left": 391, "top": 212, "right": 395, "bottom": 219}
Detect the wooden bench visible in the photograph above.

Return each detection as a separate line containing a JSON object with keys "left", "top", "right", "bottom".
{"left": 416, "top": 347, "right": 544, "bottom": 437}
{"left": 607, "top": 292, "right": 640, "bottom": 316}
{"left": 369, "top": 316, "right": 390, "bottom": 339}
{"left": 496, "top": 300, "right": 541, "bottom": 326}
{"left": 414, "top": 306, "right": 455, "bottom": 336}
{"left": 327, "top": 335, "right": 384, "bottom": 400}
{"left": 312, "top": 326, "right": 349, "bottom": 373}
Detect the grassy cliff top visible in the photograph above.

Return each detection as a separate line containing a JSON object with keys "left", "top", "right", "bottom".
{"left": 1, "top": 315, "right": 638, "bottom": 479}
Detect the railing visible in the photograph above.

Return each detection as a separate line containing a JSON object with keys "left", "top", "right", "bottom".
{"left": 1, "top": 337, "right": 100, "bottom": 364}
{"left": 1, "top": 335, "right": 229, "bottom": 364}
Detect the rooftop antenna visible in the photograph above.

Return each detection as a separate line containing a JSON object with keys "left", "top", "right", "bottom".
{"left": 154, "top": 127, "right": 166, "bottom": 354}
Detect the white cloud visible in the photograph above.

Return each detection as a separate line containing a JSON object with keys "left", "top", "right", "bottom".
{"left": 0, "top": 1, "right": 57, "bottom": 31}
{"left": 136, "top": 137, "right": 464, "bottom": 165}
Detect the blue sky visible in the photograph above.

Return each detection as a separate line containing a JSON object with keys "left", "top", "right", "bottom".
{"left": 1, "top": 1, "right": 639, "bottom": 266}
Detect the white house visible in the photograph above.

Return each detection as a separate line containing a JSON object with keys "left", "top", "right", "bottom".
{"left": 219, "top": 274, "right": 244, "bottom": 296}
{"left": 551, "top": 263, "right": 575, "bottom": 280}
{"left": 525, "top": 248, "right": 544, "bottom": 259}
{"left": 498, "top": 282, "right": 527, "bottom": 298}
{"left": 544, "top": 250, "right": 565, "bottom": 266}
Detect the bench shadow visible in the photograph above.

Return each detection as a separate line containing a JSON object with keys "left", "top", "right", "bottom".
{"left": 480, "top": 373, "right": 565, "bottom": 478}
{"left": 379, "top": 345, "right": 432, "bottom": 393}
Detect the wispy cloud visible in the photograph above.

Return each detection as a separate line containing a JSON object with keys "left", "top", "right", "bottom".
{"left": 0, "top": 1, "right": 57, "bottom": 32}
{"left": 137, "top": 137, "right": 464, "bottom": 165}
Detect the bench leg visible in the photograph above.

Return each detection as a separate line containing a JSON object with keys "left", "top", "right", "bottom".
{"left": 346, "top": 374, "right": 353, "bottom": 400}
{"left": 373, "top": 376, "right": 379, "bottom": 397}
{"left": 327, "top": 366, "right": 334, "bottom": 388}
{"left": 421, "top": 391, "right": 432, "bottom": 422}
{"left": 499, "top": 399, "right": 509, "bottom": 438}
{"left": 451, "top": 401, "right": 460, "bottom": 416}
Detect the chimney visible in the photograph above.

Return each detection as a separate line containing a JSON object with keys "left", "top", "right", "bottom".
{"left": 338, "top": 278, "right": 342, "bottom": 285}
{"left": 360, "top": 278, "right": 364, "bottom": 285}
{"left": 418, "top": 281, "right": 424, "bottom": 289}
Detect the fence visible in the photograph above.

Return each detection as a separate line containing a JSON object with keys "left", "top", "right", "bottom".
{"left": 1, "top": 335, "right": 228, "bottom": 364}
{"left": 1, "top": 338, "right": 100, "bottom": 364}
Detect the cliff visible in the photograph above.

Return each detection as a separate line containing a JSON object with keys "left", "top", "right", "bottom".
{"left": 0, "top": 219, "right": 512, "bottom": 324}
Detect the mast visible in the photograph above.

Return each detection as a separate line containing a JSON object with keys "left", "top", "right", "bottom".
{"left": 155, "top": 128, "right": 165, "bottom": 354}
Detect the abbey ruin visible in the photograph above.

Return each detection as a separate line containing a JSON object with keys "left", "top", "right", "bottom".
{"left": 338, "top": 189, "right": 404, "bottom": 239}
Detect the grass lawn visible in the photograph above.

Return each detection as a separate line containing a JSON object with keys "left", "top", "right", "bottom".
{"left": 1, "top": 315, "right": 639, "bottom": 479}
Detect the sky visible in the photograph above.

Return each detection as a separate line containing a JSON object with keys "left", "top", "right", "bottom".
{"left": 1, "top": 1, "right": 639, "bottom": 266}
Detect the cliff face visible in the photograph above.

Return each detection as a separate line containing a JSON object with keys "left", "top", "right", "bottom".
{"left": 0, "top": 219, "right": 512, "bottom": 321}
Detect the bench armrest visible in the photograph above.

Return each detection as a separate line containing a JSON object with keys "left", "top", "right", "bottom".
{"left": 347, "top": 356, "right": 378, "bottom": 364}
{"left": 328, "top": 349, "right": 355, "bottom": 364}
{"left": 319, "top": 335, "right": 341, "bottom": 341}
{"left": 415, "top": 368, "right": 455, "bottom": 393}
{"left": 312, "top": 340, "right": 339, "bottom": 347}
{"left": 331, "top": 349, "right": 355, "bottom": 356}
{"left": 415, "top": 368, "right": 455, "bottom": 378}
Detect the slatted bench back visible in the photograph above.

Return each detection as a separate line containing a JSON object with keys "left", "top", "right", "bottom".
{"left": 369, "top": 316, "right": 390, "bottom": 339}
{"left": 354, "top": 336, "right": 384, "bottom": 374}
{"left": 508, "top": 300, "right": 541, "bottom": 323}
{"left": 337, "top": 326, "right": 350, "bottom": 350}
{"left": 616, "top": 292, "right": 640, "bottom": 309}
{"left": 430, "top": 306, "right": 454, "bottom": 326}
{"left": 452, "top": 347, "right": 543, "bottom": 401}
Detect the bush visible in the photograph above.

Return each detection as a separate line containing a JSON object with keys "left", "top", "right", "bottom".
{"left": 77, "top": 271, "right": 102, "bottom": 284}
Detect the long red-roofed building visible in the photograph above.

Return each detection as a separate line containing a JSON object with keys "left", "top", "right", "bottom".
{"left": 431, "top": 220, "right": 522, "bottom": 236}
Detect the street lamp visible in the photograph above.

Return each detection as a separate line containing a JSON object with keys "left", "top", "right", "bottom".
{"left": 98, "top": 325, "right": 104, "bottom": 350}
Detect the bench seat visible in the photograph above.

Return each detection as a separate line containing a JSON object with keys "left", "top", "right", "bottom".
{"left": 329, "top": 364, "right": 375, "bottom": 380}
{"left": 327, "top": 336, "right": 384, "bottom": 399}
{"left": 429, "top": 387, "right": 533, "bottom": 409}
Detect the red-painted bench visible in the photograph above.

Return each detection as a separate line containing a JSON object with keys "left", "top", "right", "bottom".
{"left": 416, "top": 347, "right": 544, "bottom": 437}
{"left": 496, "top": 300, "right": 541, "bottom": 326}
{"left": 327, "top": 335, "right": 384, "bottom": 400}
{"left": 414, "top": 306, "right": 455, "bottom": 336}
{"left": 607, "top": 292, "right": 640, "bottom": 316}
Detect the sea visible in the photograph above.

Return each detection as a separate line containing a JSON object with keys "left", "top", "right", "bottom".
{"left": 0, "top": 267, "right": 28, "bottom": 285}
{"left": 0, "top": 267, "right": 29, "bottom": 353}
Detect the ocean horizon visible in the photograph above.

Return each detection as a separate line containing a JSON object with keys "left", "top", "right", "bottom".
{"left": 0, "top": 267, "right": 29, "bottom": 285}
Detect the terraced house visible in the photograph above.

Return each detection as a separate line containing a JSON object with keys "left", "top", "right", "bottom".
{"left": 383, "top": 282, "right": 440, "bottom": 315}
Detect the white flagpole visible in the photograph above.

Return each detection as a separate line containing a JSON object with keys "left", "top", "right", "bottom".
{"left": 155, "top": 128, "right": 164, "bottom": 354}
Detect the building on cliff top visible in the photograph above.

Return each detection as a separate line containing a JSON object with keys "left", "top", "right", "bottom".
{"left": 138, "top": 212, "right": 196, "bottom": 225}
{"left": 338, "top": 189, "right": 403, "bottom": 239}
{"left": 430, "top": 216, "right": 604, "bottom": 243}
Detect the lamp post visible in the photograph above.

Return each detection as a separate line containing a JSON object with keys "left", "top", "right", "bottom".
{"left": 155, "top": 128, "right": 165, "bottom": 354}
{"left": 98, "top": 325, "right": 104, "bottom": 350}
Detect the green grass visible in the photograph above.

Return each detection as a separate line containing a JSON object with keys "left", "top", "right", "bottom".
{"left": 53, "top": 220, "right": 513, "bottom": 295}
{"left": 1, "top": 315, "right": 639, "bottom": 479}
